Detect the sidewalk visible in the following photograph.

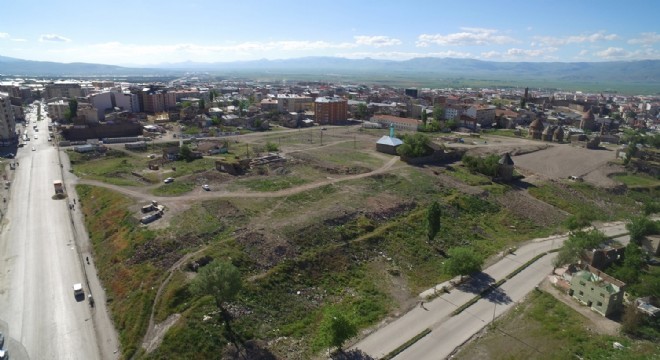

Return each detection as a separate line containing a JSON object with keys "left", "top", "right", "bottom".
{"left": 353, "top": 222, "right": 630, "bottom": 358}
{"left": 59, "top": 149, "right": 121, "bottom": 359}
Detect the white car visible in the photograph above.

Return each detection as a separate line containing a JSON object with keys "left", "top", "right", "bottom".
{"left": 163, "top": 177, "right": 174, "bottom": 184}
{"left": 202, "top": 184, "right": 210, "bottom": 191}
{"left": 34, "top": 134, "right": 38, "bottom": 139}
{"left": 73, "top": 283, "right": 84, "bottom": 296}
{"left": 32, "top": 146, "right": 35, "bottom": 151}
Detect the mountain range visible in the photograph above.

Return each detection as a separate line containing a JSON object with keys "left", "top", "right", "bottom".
{"left": 1, "top": 55, "right": 658, "bottom": 91}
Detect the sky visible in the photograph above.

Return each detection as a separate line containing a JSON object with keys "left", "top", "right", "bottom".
{"left": 0, "top": 0, "right": 658, "bottom": 66}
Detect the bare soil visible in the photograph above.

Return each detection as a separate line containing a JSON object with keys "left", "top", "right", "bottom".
{"left": 511, "top": 143, "right": 620, "bottom": 187}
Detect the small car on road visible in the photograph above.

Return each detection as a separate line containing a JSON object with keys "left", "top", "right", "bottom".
{"left": 163, "top": 177, "right": 174, "bottom": 184}
{"left": 202, "top": 184, "right": 210, "bottom": 191}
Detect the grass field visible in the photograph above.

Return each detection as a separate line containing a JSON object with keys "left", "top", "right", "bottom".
{"left": 612, "top": 173, "right": 660, "bottom": 188}
{"left": 455, "top": 291, "right": 660, "bottom": 359}
{"left": 69, "top": 132, "right": 656, "bottom": 359}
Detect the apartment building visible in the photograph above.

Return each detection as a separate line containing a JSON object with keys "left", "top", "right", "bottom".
{"left": 141, "top": 90, "right": 176, "bottom": 114}
{"left": 44, "top": 82, "right": 83, "bottom": 100}
{"left": 277, "top": 94, "right": 314, "bottom": 113}
{"left": 0, "top": 92, "right": 17, "bottom": 146}
{"left": 466, "top": 104, "right": 496, "bottom": 126}
{"left": 114, "top": 92, "right": 140, "bottom": 113}
{"left": 47, "top": 99, "right": 69, "bottom": 121}
{"left": 315, "top": 97, "right": 348, "bottom": 125}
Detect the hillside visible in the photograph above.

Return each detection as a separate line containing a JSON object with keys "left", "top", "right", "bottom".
{"left": 1, "top": 55, "right": 659, "bottom": 93}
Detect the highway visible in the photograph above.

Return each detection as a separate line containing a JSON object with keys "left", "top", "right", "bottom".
{"left": 353, "top": 221, "right": 630, "bottom": 359}
{"left": 0, "top": 103, "right": 118, "bottom": 359}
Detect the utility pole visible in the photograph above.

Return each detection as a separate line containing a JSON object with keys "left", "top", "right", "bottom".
{"left": 320, "top": 130, "right": 323, "bottom": 146}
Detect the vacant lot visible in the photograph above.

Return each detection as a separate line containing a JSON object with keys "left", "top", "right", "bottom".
{"left": 70, "top": 127, "right": 654, "bottom": 359}
{"left": 454, "top": 291, "right": 659, "bottom": 360}
{"left": 512, "top": 143, "right": 619, "bottom": 186}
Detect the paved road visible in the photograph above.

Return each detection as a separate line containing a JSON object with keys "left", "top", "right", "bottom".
{"left": 0, "top": 103, "right": 118, "bottom": 359}
{"left": 353, "top": 221, "right": 630, "bottom": 359}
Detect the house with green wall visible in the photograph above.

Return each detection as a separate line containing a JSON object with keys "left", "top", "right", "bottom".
{"left": 568, "top": 264, "right": 625, "bottom": 317}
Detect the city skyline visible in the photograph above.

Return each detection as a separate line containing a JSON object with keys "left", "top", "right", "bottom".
{"left": 1, "top": 0, "right": 659, "bottom": 66}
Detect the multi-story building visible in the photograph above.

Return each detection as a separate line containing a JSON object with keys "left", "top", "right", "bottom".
{"left": 315, "top": 97, "right": 347, "bottom": 125}
{"left": 140, "top": 90, "right": 176, "bottom": 114}
{"left": 89, "top": 91, "right": 114, "bottom": 120}
{"left": 47, "top": 99, "right": 69, "bottom": 121}
{"left": 114, "top": 92, "right": 140, "bottom": 113}
{"left": 0, "top": 92, "right": 17, "bottom": 146}
{"left": 569, "top": 265, "right": 625, "bottom": 317}
{"left": 444, "top": 104, "right": 470, "bottom": 120}
{"left": 44, "top": 82, "right": 82, "bottom": 100}
{"left": 466, "top": 104, "right": 496, "bottom": 127}
{"left": 277, "top": 94, "right": 314, "bottom": 113}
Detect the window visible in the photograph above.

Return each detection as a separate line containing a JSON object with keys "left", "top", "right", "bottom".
{"left": 579, "top": 291, "right": 584, "bottom": 296}
{"left": 597, "top": 301, "right": 603, "bottom": 307}
{"left": 600, "top": 293, "right": 605, "bottom": 298}
{"left": 579, "top": 281, "right": 586, "bottom": 286}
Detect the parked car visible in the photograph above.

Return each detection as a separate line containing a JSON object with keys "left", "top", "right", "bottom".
{"left": 163, "top": 177, "right": 174, "bottom": 184}
{"left": 202, "top": 184, "right": 210, "bottom": 191}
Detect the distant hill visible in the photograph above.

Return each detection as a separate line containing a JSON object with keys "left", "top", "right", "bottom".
{"left": 1, "top": 55, "right": 658, "bottom": 92}
{"left": 0, "top": 55, "right": 171, "bottom": 77}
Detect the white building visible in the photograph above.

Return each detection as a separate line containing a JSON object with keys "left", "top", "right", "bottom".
{"left": 114, "top": 92, "right": 139, "bottom": 113}
{"left": 47, "top": 99, "right": 69, "bottom": 121}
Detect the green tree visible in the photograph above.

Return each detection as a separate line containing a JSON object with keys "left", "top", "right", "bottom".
{"left": 397, "top": 133, "right": 431, "bottom": 158}
{"left": 198, "top": 99, "right": 205, "bottom": 111}
{"left": 445, "top": 119, "right": 458, "bottom": 131}
{"left": 190, "top": 260, "right": 242, "bottom": 313}
{"left": 265, "top": 142, "right": 279, "bottom": 152}
{"left": 612, "top": 243, "right": 647, "bottom": 284}
{"left": 179, "top": 144, "right": 194, "bottom": 162}
{"left": 318, "top": 308, "right": 357, "bottom": 353}
{"left": 552, "top": 229, "right": 607, "bottom": 268}
{"left": 182, "top": 101, "right": 192, "bottom": 108}
{"left": 356, "top": 103, "right": 368, "bottom": 120}
{"left": 621, "top": 303, "right": 643, "bottom": 336}
{"left": 445, "top": 247, "right": 483, "bottom": 279}
{"left": 432, "top": 106, "right": 444, "bottom": 122}
{"left": 421, "top": 109, "right": 428, "bottom": 126}
{"left": 427, "top": 201, "right": 441, "bottom": 243}
{"left": 627, "top": 216, "right": 660, "bottom": 244}
{"left": 68, "top": 98, "right": 78, "bottom": 119}
{"left": 462, "top": 154, "right": 500, "bottom": 177}
{"left": 211, "top": 116, "right": 221, "bottom": 126}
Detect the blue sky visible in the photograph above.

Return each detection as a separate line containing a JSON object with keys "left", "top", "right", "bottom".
{"left": 0, "top": 0, "right": 658, "bottom": 65}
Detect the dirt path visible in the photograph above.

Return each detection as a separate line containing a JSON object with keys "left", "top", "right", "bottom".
{"left": 139, "top": 246, "right": 209, "bottom": 354}
{"left": 83, "top": 155, "right": 400, "bottom": 355}
{"left": 77, "top": 155, "right": 401, "bottom": 205}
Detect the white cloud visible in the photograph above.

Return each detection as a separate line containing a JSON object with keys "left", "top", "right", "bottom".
{"left": 0, "top": 33, "right": 9, "bottom": 39}
{"left": 628, "top": 32, "right": 660, "bottom": 45}
{"left": 10, "top": 39, "right": 27, "bottom": 42}
{"left": 354, "top": 35, "right": 402, "bottom": 47}
{"left": 336, "top": 50, "right": 472, "bottom": 60}
{"left": 534, "top": 31, "right": 618, "bottom": 46}
{"left": 594, "top": 46, "right": 660, "bottom": 60}
{"left": 578, "top": 49, "right": 589, "bottom": 56}
{"left": 416, "top": 27, "right": 517, "bottom": 47}
{"left": 45, "top": 40, "right": 361, "bottom": 64}
{"left": 39, "top": 34, "right": 71, "bottom": 42}
{"left": 480, "top": 47, "right": 558, "bottom": 60}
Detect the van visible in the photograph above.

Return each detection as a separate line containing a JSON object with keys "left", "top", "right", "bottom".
{"left": 73, "top": 283, "right": 84, "bottom": 296}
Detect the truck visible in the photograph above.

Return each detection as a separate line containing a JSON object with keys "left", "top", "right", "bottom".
{"left": 54, "top": 180, "right": 64, "bottom": 194}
